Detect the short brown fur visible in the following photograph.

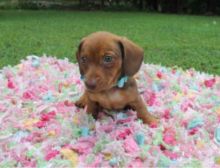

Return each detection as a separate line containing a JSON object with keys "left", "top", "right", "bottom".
{"left": 75, "top": 32, "right": 158, "bottom": 125}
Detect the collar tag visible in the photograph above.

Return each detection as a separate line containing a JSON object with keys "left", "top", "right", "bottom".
{"left": 117, "top": 76, "right": 128, "bottom": 88}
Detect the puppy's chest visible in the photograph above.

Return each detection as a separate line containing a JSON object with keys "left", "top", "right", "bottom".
{"left": 89, "top": 89, "right": 127, "bottom": 110}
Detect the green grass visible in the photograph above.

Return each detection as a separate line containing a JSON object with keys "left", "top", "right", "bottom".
{"left": 0, "top": 10, "right": 220, "bottom": 74}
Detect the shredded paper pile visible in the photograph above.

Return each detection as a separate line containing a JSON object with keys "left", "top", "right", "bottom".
{"left": 0, "top": 55, "right": 220, "bottom": 167}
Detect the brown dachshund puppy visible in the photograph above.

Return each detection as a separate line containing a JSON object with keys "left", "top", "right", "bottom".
{"left": 75, "top": 31, "right": 158, "bottom": 125}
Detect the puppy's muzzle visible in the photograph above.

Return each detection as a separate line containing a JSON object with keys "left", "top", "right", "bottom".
{"left": 85, "top": 79, "right": 97, "bottom": 90}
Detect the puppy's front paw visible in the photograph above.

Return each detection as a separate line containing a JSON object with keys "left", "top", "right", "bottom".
{"left": 143, "top": 115, "right": 159, "bottom": 127}
{"left": 75, "top": 98, "right": 86, "bottom": 108}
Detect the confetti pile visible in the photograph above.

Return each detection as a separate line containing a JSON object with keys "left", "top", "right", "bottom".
{"left": 0, "top": 55, "right": 220, "bottom": 167}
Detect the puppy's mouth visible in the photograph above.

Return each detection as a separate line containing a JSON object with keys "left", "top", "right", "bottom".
{"left": 84, "top": 81, "right": 115, "bottom": 93}
{"left": 84, "top": 74, "right": 120, "bottom": 93}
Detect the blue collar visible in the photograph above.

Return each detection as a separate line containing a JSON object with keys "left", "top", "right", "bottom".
{"left": 80, "top": 75, "right": 128, "bottom": 88}
{"left": 117, "top": 76, "right": 128, "bottom": 88}
{"left": 80, "top": 75, "right": 85, "bottom": 81}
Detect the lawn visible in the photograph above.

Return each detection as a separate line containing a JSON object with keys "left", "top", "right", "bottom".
{"left": 0, "top": 10, "right": 220, "bottom": 74}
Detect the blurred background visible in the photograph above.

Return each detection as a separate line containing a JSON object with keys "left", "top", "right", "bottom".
{"left": 0, "top": 0, "right": 220, "bottom": 74}
{"left": 1, "top": 0, "right": 220, "bottom": 14}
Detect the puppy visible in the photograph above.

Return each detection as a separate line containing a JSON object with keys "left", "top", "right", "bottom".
{"left": 75, "top": 31, "right": 158, "bottom": 125}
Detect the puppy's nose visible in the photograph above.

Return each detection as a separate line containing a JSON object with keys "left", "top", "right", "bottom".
{"left": 85, "top": 79, "right": 97, "bottom": 90}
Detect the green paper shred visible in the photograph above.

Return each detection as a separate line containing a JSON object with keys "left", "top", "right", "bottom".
{"left": 157, "top": 155, "right": 171, "bottom": 168}
{"left": 183, "top": 159, "right": 202, "bottom": 168}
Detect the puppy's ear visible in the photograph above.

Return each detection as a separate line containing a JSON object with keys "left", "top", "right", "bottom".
{"left": 76, "top": 39, "right": 85, "bottom": 75}
{"left": 118, "top": 37, "right": 144, "bottom": 76}
{"left": 76, "top": 39, "right": 85, "bottom": 61}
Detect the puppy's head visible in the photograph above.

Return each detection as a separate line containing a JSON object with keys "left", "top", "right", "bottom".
{"left": 76, "top": 31, "right": 143, "bottom": 92}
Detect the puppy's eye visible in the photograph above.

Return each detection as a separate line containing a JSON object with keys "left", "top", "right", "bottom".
{"left": 80, "top": 56, "right": 87, "bottom": 64}
{"left": 103, "top": 55, "right": 113, "bottom": 63}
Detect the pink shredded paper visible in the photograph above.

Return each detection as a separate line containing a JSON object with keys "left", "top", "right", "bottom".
{"left": 0, "top": 55, "right": 220, "bottom": 167}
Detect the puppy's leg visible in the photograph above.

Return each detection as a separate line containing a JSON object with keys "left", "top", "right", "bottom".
{"left": 130, "top": 96, "right": 158, "bottom": 125}
{"left": 86, "top": 99, "right": 99, "bottom": 119}
{"left": 75, "top": 92, "right": 88, "bottom": 108}
{"left": 75, "top": 92, "right": 99, "bottom": 119}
